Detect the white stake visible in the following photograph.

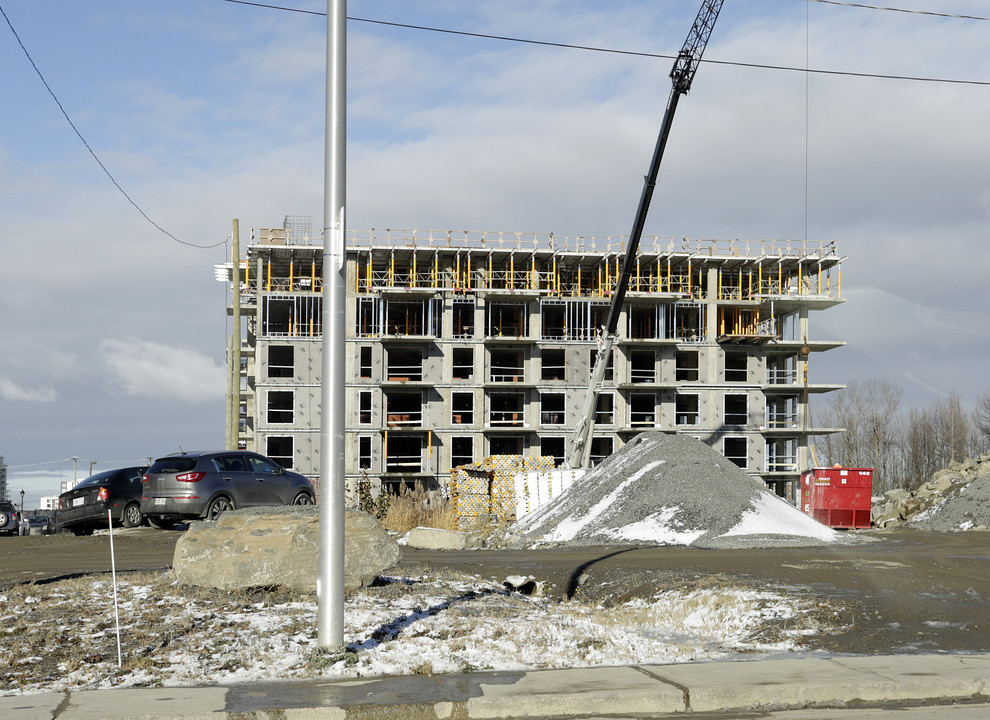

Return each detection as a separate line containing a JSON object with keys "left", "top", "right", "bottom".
{"left": 108, "top": 510, "right": 122, "bottom": 667}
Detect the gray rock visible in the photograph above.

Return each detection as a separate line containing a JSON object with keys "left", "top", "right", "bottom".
{"left": 406, "top": 526, "right": 475, "bottom": 550}
{"left": 173, "top": 506, "right": 401, "bottom": 592}
{"left": 884, "top": 488, "right": 909, "bottom": 503}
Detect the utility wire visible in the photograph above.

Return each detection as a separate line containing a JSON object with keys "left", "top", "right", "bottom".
{"left": 221, "top": 0, "right": 990, "bottom": 87}
{"left": 808, "top": 0, "right": 990, "bottom": 22}
{"left": 0, "top": 4, "right": 225, "bottom": 249}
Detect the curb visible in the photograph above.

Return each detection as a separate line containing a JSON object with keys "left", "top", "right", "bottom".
{"left": 3, "top": 654, "right": 988, "bottom": 719}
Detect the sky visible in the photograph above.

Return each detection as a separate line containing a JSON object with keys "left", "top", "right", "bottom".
{"left": 1, "top": 0, "right": 989, "bottom": 506}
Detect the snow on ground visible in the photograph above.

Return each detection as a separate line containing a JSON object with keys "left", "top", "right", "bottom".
{"left": 511, "top": 432, "right": 840, "bottom": 549}
{"left": 0, "top": 569, "right": 838, "bottom": 696}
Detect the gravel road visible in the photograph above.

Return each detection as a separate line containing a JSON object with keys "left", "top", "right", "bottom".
{"left": 2, "top": 526, "right": 987, "bottom": 658}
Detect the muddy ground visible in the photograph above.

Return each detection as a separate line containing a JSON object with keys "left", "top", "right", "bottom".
{"left": 1, "top": 527, "right": 987, "bottom": 657}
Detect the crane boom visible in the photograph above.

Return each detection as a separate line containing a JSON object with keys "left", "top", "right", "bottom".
{"left": 566, "top": 0, "right": 724, "bottom": 469}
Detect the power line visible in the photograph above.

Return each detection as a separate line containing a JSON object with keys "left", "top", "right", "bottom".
{"left": 0, "top": 4, "right": 225, "bottom": 250}
{"left": 808, "top": 0, "right": 990, "bottom": 22}
{"left": 221, "top": 0, "right": 990, "bottom": 87}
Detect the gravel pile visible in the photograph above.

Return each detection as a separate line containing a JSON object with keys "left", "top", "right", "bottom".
{"left": 908, "top": 459, "right": 990, "bottom": 532}
{"left": 510, "top": 432, "right": 838, "bottom": 549}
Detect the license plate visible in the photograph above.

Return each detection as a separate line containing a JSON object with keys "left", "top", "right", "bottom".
{"left": 73, "top": 497, "right": 85, "bottom": 507}
{"left": 154, "top": 497, "right": 166, "bottom": 506}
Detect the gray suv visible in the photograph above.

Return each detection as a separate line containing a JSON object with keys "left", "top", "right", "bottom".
{"left": 141, "top": 451, "right": 315, "bottom": 528}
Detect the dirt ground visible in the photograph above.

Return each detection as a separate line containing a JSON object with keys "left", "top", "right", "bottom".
{"left": 2, "top": 527, "right": 987, "bottom": 657}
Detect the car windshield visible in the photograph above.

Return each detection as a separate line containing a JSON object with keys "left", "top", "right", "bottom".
{"left": 149, "top": 457, "right": 197, "bottom": 473}
{"left": 28, "top": 516, "right": 48, "bottom": 525}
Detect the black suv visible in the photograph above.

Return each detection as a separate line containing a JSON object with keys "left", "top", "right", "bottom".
{"left": 0, "top": 502, "right": 19, "bottom": 536}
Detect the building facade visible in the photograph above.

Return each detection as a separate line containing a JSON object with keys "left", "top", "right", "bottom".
{"left": 221, "top": 219, "right": 844, "bottom": 503}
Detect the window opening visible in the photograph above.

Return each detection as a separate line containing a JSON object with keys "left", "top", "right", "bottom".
{"left": 725, "top": 351, "right": 747, "bottom": 382}
{"left": 569, "top": 300, "right": 608, "bottom": 341}
{"left": 766, "top": 396, "right": 798, "bottom": 428}
{"left": 452, "top": 347, "right": 474, "bottom": 380}
{"left": 451, "top": 436, "right": 473, "bottom": 469}
{"left": 267, "top": 391, "right": 293, "bottom": 424}
{"left": 489, "top": 435, "right": 524, "bottom": 455}
{"left": 589, "top": 437, "right": 613, "bottom": 466}
{"left": 629, "top": 393, "right": 656, "bottom": 427}
{"left": 490, "top": 347, "right": 524, "bottom": 382}
{"left": 452, "top": 392, "right": 474, "bottom": 425}
{"left": 541, "top": 302, "right": 566, "bottom": 340}
{"left": 676, "top": 393, "right": 700, "bottom": 426}
{"left": 359, "top": 436, "right": 372, "bottom": 470}
{"left": 589, "top": 349, "right": 613, "bottom": 381}
{"left": 723, "top": 437, "right": 748, "bottom": 468}
{"left": 594, "top": 393, "right": 614, "bottom": 425}
{"left": 766, "top": 437, "right": 798, "bottom": 472}
{"left": 360, "top": 346, "right": 372, "bottom": 380}
{"left": 778, "top": 311, "right": 798, "bottom": 341}
{"left": 359, "top": 391, "right": 372, "bottom": 425}
{"left": 489, "top": 392, "right": 525, "bottom": 426}
{"left": 268, "top": 346, "right": 294, "bottom": 378}
{"left": 541, "top": 349, "right": 565, "bottom": 381}
{"left": 541, "top": 437, "right": 566, "bottom": 467}
{"left": 767, "top": 353, "right": 798, "bottom": 384}
{"left": 630, "top": 349, "right": 656, "bottom": 383}
{"left": 266, "top": 436, "right": 293, "bottom": 469}
{"left": 385, "top": 435, "right": 422, "bottom": 473}
{"left": 263, "top": 296, "right": 322, "bottom": 337}
{"left": 540, "top": 393, "right": 565, "bottom": 425}
{"left": 671, "top": 302, "right": 704, "bottom": 342}
{"left": 452, "top": 300, "right": 475, "bottom": 339}
{"left": 676, "top": 350, "right": 699, "bottom": 381}
{"left": 629, "top": 304, "right": 665, "bottom": 340}
{"left": 385, "top": 390, "right": 423, "bottom": 427}
{"left": 386, "top": 347, "right": 423, "bottom": 381}
{"left": 725, "top": 394, "right": 748, "bottom": 425}
{"left": 486, "top": 302, "right": 527, "bottom": 337}
{"left": 356, "top": 297, "right": 382, "bottom": 337}
{"left": 384, "top": 298, "right": 441, "bottom": 337}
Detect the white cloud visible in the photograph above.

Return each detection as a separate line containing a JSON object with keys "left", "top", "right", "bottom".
{"left": 0, "top": 379, "right": 57, "bottom": 403}
{"left": 100, "top": 339, "right": 225, "bottom": 403}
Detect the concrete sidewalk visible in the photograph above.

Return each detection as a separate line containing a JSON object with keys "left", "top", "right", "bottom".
{"left": 3, "top": 653, "right": 988, "bottom": 719}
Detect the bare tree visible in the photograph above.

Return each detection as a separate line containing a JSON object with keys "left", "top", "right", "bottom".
{"left": 903, "top": 406, "right": 938, "bottom": 490}
{"left": 934, "top": 394, "right": 970, "bottom": 465}
{"left": 814, "top": 378, "right": 902, "bottom": 492}
{"left": 973, "top": 391, "right": 990, "bottom": 454}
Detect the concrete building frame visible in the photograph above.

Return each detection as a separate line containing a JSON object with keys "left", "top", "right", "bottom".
{"left": 220, "top": 219, "right": 845, "bottom": 504}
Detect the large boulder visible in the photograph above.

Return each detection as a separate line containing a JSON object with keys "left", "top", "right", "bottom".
{"left": 405, "top": 526, "right": 480, "bottom": 550}
{"left": 173, "top": 506, "right": 401, "bottom": 592}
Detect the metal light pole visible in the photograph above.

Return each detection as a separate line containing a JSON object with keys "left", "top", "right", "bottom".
{"left": 317, "top": 0, "right": 347, "bottom": 649}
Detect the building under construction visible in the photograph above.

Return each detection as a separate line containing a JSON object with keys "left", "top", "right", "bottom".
{"left": 220, "top": 217, "right": 844, "bottom": 503}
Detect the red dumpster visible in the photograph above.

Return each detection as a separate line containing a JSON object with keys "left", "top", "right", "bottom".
{"left": 800, "top": 467, "right": 873, "bottom": 529}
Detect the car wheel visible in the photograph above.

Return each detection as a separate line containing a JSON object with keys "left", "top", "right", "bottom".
{"left": 206, "top": 496, "right": 234, "bottom": 521}
{"left": 121, "top": 503, "right": 143, "bottom": 528}
{"left": 70, "top": 527, "right": 94, "bottom": 537}
{"left": 148, "top": 516, "right": 176, "bottom": 530}
{"left": 292, "top": 491, "right": 314, "bottom": 506}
